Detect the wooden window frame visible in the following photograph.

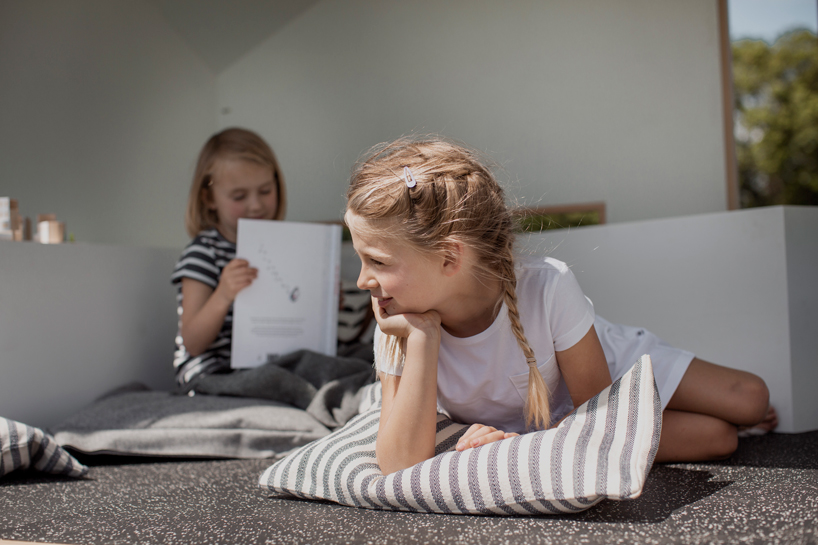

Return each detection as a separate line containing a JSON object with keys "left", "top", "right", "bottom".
{"left": 511, "top": 201, "right": 606, "bottom": 232}
{"left": 718, "top": 0, "right": 741, "bottom": 210}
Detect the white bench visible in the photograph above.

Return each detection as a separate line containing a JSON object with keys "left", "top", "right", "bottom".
{"left": 0, "top": 241, "right": 178, "bottom": 429}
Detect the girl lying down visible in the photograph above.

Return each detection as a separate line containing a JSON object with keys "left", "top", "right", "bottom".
{"left": 343, "top": 136, "right": 776, "bottom": 475}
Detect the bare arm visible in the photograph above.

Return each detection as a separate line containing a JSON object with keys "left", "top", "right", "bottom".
{"left": 374, "top": 303, "right": 442, "bottom": 475}
{"left": 179, "top": 259, "right": 257, "bottom": 356}
{"left": 554, "top": 325, "right": 612, "bottom": 411}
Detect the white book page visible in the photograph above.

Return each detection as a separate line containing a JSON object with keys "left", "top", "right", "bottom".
{"left": 231, "top": 219, "right": 341, "bottom": 368}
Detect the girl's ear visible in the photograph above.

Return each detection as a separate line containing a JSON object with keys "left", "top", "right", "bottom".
{"left": 202, "top": 186, "right": 216, "bottom": 211}
{"left": 441, "top": 242, "right": 464, "bottom": 277}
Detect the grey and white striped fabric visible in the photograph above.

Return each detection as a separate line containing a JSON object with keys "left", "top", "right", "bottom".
{"left": 1, "top": 417, "right": 88, "bottom": 479}
{"left": 171, "top": 229, "right": 236, "bottom": 386}
{"left": 259, "top": 354, "right": 661, "bottom": 515}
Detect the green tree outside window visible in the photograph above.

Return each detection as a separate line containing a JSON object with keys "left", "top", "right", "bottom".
{"left": 732, "top": 29, "right": 818, "bottom": 207}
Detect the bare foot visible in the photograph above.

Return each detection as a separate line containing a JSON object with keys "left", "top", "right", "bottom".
{"left": 738, "top": 406, "right": 778, "bottom": 437}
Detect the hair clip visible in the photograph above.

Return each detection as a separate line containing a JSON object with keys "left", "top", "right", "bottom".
{"left": 403, "top": 166, "right": 417, "bottom": 188}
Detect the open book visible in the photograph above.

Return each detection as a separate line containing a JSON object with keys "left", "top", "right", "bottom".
{"left": 231, "top": 219, "right": 342, "bottom": 369}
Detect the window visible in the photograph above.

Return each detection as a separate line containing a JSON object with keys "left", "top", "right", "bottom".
{"left": 720, "top": 0, "right": 818, "bottom": 208}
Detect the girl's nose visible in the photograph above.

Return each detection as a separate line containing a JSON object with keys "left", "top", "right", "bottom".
{"left": 357, "top": 267, "right": 377, "bottom": 291}
{"left": 247, "top": 193, "right": 263, "bottom": 212}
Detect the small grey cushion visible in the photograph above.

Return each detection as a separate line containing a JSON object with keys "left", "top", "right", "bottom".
{"left": 1, "top": 417, "right": 88, "bottom": 478}
{"left": 260, "top": 354, "right": 661, "bottom": 515}
{"left": 50, "top": 386, "right": 331, "bottom": 459}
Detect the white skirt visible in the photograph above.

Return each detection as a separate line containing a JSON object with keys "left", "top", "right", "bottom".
{"left": 595, "top": 315, "right": 694, "bottom": 410}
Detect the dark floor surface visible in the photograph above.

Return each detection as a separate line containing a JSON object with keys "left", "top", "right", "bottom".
{"left": 1, "top": 431, "right": 817, "bottom": 545}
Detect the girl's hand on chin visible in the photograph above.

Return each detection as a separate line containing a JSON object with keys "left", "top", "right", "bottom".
{"left": 455, "top": 423, "right": 519, "bottom": 452}
{"left": 372, "top": 297, "right": 441, "bottom": 339}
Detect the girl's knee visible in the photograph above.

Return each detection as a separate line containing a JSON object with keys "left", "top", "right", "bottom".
{"left": 732, "top": 373, "right": 770, "bottom": 425}
{"left": 706, "top": 420, "right": 739, "bottom": 460}
{"left": 658, "top": 411, "right": 738, "bottom": 462}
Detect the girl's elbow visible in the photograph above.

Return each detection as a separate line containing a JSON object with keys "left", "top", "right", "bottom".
{"left": 376, "top": 447, "right": 435, "bottom": 475}
{"left": 179, "top": 324, "right": 202, "bottom": 358}
{"left": 180, "top": 330, "right": 205, "bottom": 357}
{"left": 376, "top": 458, "right": 396, "bottom": 476}
{"left": 375, "top": 449, "right": 401, "bottom": 475}
{"left": 377, "top": 457, "right": 410, "bottom": 476}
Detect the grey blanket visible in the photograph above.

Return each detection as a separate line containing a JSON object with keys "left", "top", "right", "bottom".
{"left": 182, "top": 349, "right": 376, "bottom": 430}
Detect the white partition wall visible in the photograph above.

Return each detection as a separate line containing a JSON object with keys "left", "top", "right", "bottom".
{"left": 0, "top": 241, "right": 179, "bottom": 429}
{"left": 2, "top": 207, "right": 815, "bottom": 432}
{"left": 520, "top": 206, "right": 818, "bottom": 433}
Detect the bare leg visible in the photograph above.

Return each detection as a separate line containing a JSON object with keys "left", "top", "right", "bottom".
{"left": 654, "top": 358, "right": 772, "bottom": 463}
{"left": 666, "top": 358, "right": 770, "bottom": 424}
{"left": 655, "top": 410, "right": 738, "bottom": 462}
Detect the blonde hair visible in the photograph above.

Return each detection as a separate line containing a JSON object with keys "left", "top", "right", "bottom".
{"left": 345, "top": 137, "right": 551, "bottom": 430}
{"left": 185, "top": 128, "right": 287, "bottom": 238}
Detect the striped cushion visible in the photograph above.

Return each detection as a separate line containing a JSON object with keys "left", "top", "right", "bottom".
{"left": 337, "top": 280, "right": 374, "bottom": 344}
{"left": 1, "top": 418, "right": 88, "bottom": 479}
{"left": 259, "top": 354, "right": 661, "bottom": 515}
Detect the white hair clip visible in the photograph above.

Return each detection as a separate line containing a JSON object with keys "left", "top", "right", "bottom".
{"left": 403, "top": 166, "right": 417, "bottom": 188}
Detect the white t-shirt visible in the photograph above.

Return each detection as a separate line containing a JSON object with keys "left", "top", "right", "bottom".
{"left": 376, "top": 256, "right": 595, "bottom": 433}
{"left": 375, "top": 255, "right": 695, "bottom": 433}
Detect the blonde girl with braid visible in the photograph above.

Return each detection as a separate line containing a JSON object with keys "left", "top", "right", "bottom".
{"left": 344, "top": 137, "right": 776, "bottom": 476}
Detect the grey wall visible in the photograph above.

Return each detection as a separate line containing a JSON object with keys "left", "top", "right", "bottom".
{"left": 217, "top": 0, "right": 729, "bottom": 225}
{"left": 0, "top": 0, "right": 216, "bottom": 249}
{"left": 0, "top": 1, "right": 730, "bottom": 248}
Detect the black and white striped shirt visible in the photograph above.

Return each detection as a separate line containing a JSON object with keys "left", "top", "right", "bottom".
{"left": 170, "top": 229, "right": 236, "bottom": 385}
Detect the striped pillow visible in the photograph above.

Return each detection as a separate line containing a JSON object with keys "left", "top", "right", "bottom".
{"left": 259, "top": 354, "right": 661, "bottom": 515}
{"left": 1, "top": 418, "right": 88, "bottom": 479}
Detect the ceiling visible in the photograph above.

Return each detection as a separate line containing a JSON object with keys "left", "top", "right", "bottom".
{"left": 147, "top": 0, "right": 322, "bottom": 73}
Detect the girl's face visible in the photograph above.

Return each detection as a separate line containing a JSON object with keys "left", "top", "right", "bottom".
{"left": 207, "top": 157, "right": 278, "bottom": 243}
{"left": 345, "top": 212, "right": 450, "bottom": 317}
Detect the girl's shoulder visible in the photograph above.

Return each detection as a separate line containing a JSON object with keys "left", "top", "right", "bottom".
{"left": 184, "top": 229, "right": 235, "bottom": 254}
{"left": 190, "top": 228, "right": 230, "bottom": 246}
{"left": 172, "top": 230, "right": 234, "bottom": 285}
{"left": 176, "top": 229, "right": 235, "bottom": 263}
{"left": 514, "top": 254, "right": 583, "bottom": 295}
{"left": 515, "top": 254, "right": 571, "bottom": 276}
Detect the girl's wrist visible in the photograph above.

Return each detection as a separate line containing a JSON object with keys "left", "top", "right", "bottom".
{"left": 212, "top": 285, "right": 235, "bottom": 308}
{"left": 406, "top": 324, "right": 441, "bottom": 349}
{"left": 404, "top": 309, "right": 440, "bottom": 334}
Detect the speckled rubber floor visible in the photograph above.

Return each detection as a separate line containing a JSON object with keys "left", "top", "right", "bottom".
{"left": 1, "top": 431, "right": 816, "bottom": 544}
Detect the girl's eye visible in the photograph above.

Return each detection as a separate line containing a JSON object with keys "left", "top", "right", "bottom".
{"left": 231, "top": 194, "right": 246, "bottom": 202}
{"left": 369, "top": 258, "right": 385, "bottom": 267}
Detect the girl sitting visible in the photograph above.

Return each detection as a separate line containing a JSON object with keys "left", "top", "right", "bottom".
{"left": 171, "top": 128, "right": 286, "bottom": 386}
{"left": 343, "top": 137, "right": 776, "bottom": 475}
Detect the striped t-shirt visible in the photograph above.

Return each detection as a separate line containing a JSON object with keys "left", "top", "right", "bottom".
{"left": 170, "top": 229, "right": 236, "bottom": 385}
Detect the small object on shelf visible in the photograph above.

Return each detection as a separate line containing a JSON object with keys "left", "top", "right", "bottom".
{"left": 12, "top": 217, "right": 31, "bottom": 241}
{"left": 38, "top": 220, "right": 65, "bottom": 244}
{"left": 0, "top": 197, "right": 20, "bottom": 241}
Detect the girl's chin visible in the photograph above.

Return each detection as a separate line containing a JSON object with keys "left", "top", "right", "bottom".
{"left": 384, "top": 306, "right": 432, "bottom": 316}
